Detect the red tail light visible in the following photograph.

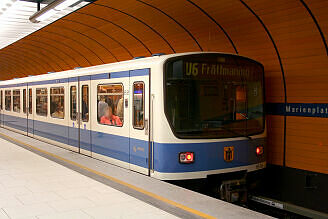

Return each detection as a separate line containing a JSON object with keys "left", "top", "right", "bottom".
{"left": 179, "top": 152, "right": 194, "bottom": 163}
{"left": 256, "top": 146, "right": 264, "bottom": 156}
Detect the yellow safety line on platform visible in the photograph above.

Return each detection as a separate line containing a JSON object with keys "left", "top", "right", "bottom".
{"left": 0, "top": 132, "right": 216, "bottom": 219}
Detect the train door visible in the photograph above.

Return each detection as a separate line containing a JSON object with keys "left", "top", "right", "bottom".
{"left": 27, "top": 87, "right": 34, "bottom": 136}
{"left": 129, "top": 69, "right": 150, "bottom": 175}
{"left": 0, "top": 90, "right": 3, "bottom": 127}
{"left": 22, "top": 88, "right": 27, "bottom": 135}
{"left": 79, "top": 77, "right": 92, "bottom": 156}
{"left": 68, "top": 77, "right": 92, "bottom": 155}
{"left": 68, "top": 78, "right": 79, "bottom": 152}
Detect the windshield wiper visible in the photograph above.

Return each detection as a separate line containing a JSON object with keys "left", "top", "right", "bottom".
{"left": 235, "top": 114, "right": 253, "bottom": 140}
{"left": 238, "top": 113, "right": 249, "bottom": 120}
{"left": 204, "top": 119, "right": 252, "bottom": 140}
{"left": 219, "top": 125, "right": 252, "bottom": 140}
{"left": 176, "top": 129, "right": 203, "bottom": 134}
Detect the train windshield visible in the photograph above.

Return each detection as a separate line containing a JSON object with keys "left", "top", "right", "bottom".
{"left": 164, "top": 53, "right": 264, "bottom": 139}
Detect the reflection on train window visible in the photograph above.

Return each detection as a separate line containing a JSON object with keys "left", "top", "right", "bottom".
{"left": 81, "top": 85, "right": 89, "bottom": 122}
{"left": 36, "top": 88, "right": 48, "bottom": 116}
{"left": 70, "top": 86, "right": 77, "bottom": 121}
{"left": 50, "top": 87, "right": 65, "bottom": 119}
{"left": 13, "top": 89, "right": 20, "bottom": 113}
{"left": 23, "top": 89, "right": 27, "bottom": 114}
{"left": 29, "top": 88, "right": 32, "bottom": 114}
{"left": 97, "top": 84, "right": 123, "bottom": 127}
{"left": 133, "top": 82, "right": 145, "bottom": 129}
{"left": 235, "top": 85, "right": 247, "bottom": 120}
{"left": 5, "top": 90, "right": 11, "bottom": 111}
{"left": 0, "top": 90, "right": 3, "bottom": 110}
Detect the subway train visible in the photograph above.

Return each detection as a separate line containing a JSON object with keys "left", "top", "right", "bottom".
{"left": 0, "top": 52, "right": 266, "bottom": 201}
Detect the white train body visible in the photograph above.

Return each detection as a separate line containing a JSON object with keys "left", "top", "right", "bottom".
{"left": 0, "top": 52, "right": 266, "bottom": 180}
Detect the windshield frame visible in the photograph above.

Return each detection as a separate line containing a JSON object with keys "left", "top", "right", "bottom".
{"left": 163, "top": 53, "right": 266, "bottom": 139}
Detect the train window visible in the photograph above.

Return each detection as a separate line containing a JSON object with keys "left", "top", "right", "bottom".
{"left": 70, "top": 86, "right": 77, "bottom": 121}
{"left": 133, "top": 82, "right": 145, "bottom": 129}
{"left": 97, "top": 84, "right": 123, "bottom": 127}
{"left": 50, "top": 87, "right": 65, "bottom": 119}
{"left": 0, "top": 90, "right": 3, "bottom": 110}
{"left": 235, "top": 85, "right": 247, "bottom": 120}
{"left": 36, "top": 88, "right": 48, "bottom": 117}
{"left": 81, "top": 85, "right": 89, "bottom": 122}
{"left": 5, "top": 90, "right": 11, "bottom": 111}
{"left": 23, "top": 89, "right": 27, "bottom": 114}
{"left": 13, "top": 89, "right": 20, "bottom": 113}
{"left": 28, "top": 88, "right": 32, "bottom": 114}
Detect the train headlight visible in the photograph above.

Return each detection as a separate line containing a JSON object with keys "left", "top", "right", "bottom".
{"left": 256, "top": 146, "right": 264, "bottom": 156}
{"left": 179, "top": 152, "right": 194, "bottom": 163}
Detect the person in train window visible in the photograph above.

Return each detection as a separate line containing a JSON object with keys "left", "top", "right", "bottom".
{"left": 116, "top": 97, "right": 123, "bottom": 118}
{"left": 52, "top": 104, "right": 64, "bottom": 118}
{"left": 137, "top": 111, "right": 144, "bottom": 127}
{"left": 82, "top": 93, "right": 88, "bottom": 121}
{"left": 97, "top": 96, "right": 106, "bottom": 121}
{"left": 99, "top": 101, "right": 122, "bottom": 126}
{"left": 42, "top": 101, "right": 47, "bottom": 114}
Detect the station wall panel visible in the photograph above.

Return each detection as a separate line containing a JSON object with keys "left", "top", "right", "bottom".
{"left": 286, "top": 117, "right": 328, "bottom": 174}
{"left": 266, "top": 115, "right": 284, "bottom": 166}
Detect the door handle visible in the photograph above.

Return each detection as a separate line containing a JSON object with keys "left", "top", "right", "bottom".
{"left": 145, "top": 119, "right": 149, "bottom": 135}
{"left": 76, "top": 112, "right": 82, "bottom": 125}
{"left": 80, "top": 113, "right": 83, "bottom": 125}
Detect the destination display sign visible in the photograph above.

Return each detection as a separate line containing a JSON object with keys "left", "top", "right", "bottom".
{"left": 184, "top": 61, "right": 261, "bottom": 81}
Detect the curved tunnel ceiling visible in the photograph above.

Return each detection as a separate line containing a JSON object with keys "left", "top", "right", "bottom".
{"left": 0, "top": 0, "right": 326, "bottom": 103}
{"left": 0, "top": 0, "right": 328, "bottom": 173}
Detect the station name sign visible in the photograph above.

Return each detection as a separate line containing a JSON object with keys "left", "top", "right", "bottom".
{"left": 266, "top": 103, "right": 328, "bottom": 118}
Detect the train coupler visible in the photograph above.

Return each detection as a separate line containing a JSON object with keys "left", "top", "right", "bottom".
{"left": 219, "top": 178, "right": 247, "bottom": 203}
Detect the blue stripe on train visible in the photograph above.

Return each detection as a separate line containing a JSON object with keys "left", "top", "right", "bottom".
{"left": 3, "top": 114, "right": 27, "bottom": 132}
{"left": 1, "top": 113, "right": 265, "bottom": 173}
{"left": 91, "top": 130, "right": 130, "bottom": 163}
{"left": 154, "top": 138, "right": 266, "bottom": 173}
{"left": 2, "top": 114, "right": 136, "bottom": 167}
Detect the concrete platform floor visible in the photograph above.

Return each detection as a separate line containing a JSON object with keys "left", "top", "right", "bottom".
{"left": 0, "top": 137, "right": 179, "bottom": 219}
{"left": 0, "top": 127, "right": 273, "bottom": 219}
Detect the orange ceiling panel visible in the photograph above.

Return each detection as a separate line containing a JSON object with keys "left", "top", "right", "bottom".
{"left": 0, "top": 0, "right": 326, "bottom": 102}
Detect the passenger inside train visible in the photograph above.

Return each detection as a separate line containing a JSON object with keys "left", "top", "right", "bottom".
{"left": 50, "top": 87, "right": 65, "bottom": 119}
{"left": 98, "top": 100, "right": 122, "bottom": 126}
{"left": 51, "top": 103, "right": 64, "bottom": 119}
{"left": 82, "top": 86, "right": 89, "bottom": 122}
{"left": 97, "top": 84, "right": 124, "bottom": 126}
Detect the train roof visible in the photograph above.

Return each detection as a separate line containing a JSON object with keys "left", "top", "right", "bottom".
{"left": 0, "top": 52, "right": 259, "bottom": 86}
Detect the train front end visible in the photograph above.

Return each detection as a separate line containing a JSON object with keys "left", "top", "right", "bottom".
{"left": 153, "top": 53, "right": 266, "bottom": 202}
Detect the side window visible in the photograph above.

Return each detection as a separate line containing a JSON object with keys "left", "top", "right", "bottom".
{"left": 70, "top": 86, "right": 77, "bottom": 121}
{"left": 133, "top": 82, "right": 145, "bottom": 129}
{"left": 5, "top": 90, "right": 11, "bottom": 111}
{"left": 13, "top": 89, "right": 20, "bottom": 113}
{"left": 29, "top": 88, "right": 32, "bottom": 114}
{"left": 0, "top": 90, "right": 3, "bottom": 110}
{"left": 81, "top": 85, "right": 89, "bottom": 122}
{"left": 36, "top": 88, "right": 48, "bottom": 116}
{"left": 23, "top": 89, "right": 27, "bottom": 114}
{"left": 97, "top": 84, "right": 123, "bottom": 127}
{"left": 50, "top": 87, "right": 65, "bottom": 119}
